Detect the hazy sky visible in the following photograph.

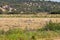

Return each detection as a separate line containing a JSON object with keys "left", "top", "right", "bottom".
{"left": 51, "top": 0, "right": 60, "bottom": 2}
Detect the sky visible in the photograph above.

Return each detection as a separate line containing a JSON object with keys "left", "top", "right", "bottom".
{"left": 51, "top": 0, "right": 60, "bottom": 2}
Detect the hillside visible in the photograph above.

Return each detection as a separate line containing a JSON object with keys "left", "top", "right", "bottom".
{"left": 0, "top": 0, "right": 60, "bottom": 13}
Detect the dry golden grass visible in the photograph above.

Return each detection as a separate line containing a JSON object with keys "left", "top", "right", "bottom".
{"left": 0, "top": 18, "right": 60, "bottom": 40}
{"left": 0, "top": 18, "right": 60, "bottom": 31}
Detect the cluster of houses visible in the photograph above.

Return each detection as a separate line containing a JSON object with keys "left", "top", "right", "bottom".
{"left": 0, "top": 5, "right": 17, "bottom": 13}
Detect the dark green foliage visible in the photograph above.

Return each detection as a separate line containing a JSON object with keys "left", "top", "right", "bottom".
{"left": 37, "top": 21, "right": 60, "bottom": 31}
{"left": 44, "top": 21, "right": 60, "bottom": 31}
{"left": 0, "top": 9, "right": 3, "bottom": 14}
{"left": 7, "top": 11, "right": 19, "bottom": 14}
{"left": 0, "top": 0, "right": 60, "bottom": 14}
{"left": 50, "top": 10, "right": 60, "bottom": 14}
{"left": 31, "top": 36, "right": 36, "bottom": 40}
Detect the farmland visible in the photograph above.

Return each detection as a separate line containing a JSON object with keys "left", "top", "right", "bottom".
{"left": 0, "top": 11, "right": 60, "bottom": 40}
{"left": 0, "top": 0, "right": 60, "bottom": 40}
{"left": 0, "top": 14, "right": 60, "bottom": 40}
{"left": 0, "top": 18, "right": 60, "bottom": 31}
{"left": 0, "top": 18, "right": 60, "bottom": 40}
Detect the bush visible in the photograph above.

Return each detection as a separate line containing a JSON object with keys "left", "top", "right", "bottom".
{"left": 37, "top": 21, "right": 60, "bottom": 31}
{"left": 7, "top": 11, "right": 19, "bottom": 14}
{"left": 49, "top": 10, "right": 60, "bottom": 14}
{"left": 44, "top": 21, "right": 60, "bottom": 31}
{"left": 0, "top": 9, "right": 3, "bottom": 14}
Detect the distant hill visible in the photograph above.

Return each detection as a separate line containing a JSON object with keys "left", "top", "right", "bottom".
{"left": 0, "top": 0, "right": 60, "bottom": 13}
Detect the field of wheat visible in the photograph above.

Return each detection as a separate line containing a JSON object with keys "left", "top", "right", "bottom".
{"left": 0, "top": 18, "right": 59, "bottom": 31}
{"left": 0, "top": 18, "right": 60, "bottom": 40}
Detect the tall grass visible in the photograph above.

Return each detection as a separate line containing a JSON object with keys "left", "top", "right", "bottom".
{"left": 0, "top": 21, "right": 60, "bottom": 40}
{"left": 44, "top": 21, "right": 60, "bottom": 31}
{"left": 37, "top": 21, "right": 60, "bottom": 31}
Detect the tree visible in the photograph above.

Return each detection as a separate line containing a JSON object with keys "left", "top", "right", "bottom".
{"left": 0, "top": 9, "right": 3, "bottom": 14}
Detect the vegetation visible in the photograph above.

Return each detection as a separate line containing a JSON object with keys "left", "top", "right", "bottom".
{"left": 49, "top": 10, "right": 60, "bottom": 14}
{"left": 0, "top": 21, "right": 60, "bottom": 40}
{"left": 0, "top": 14, "right": 60, "bottom": 18}
{"left": 38, "top": 21, "right": 60, "bottom": 31}
{"left": 0, "top": 0, "right": 60, "bottom": 14}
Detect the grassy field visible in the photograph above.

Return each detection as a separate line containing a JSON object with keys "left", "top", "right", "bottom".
{"left": 0, "top": 18, "right": 59, "bottom": 40}
{"left": 0, "top": 18, "right": 60, "bottom": 31}
{"left": 0, "top": 13, "right": 60, "bottom": 40}
{"left": 0, "top": 29, "right": 60, "bottom": 40}
{"left": 0, "top": 21, "right": 60, "bottom": 40}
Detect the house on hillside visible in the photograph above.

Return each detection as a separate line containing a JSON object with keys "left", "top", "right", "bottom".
{"left": 0, "top": 7, "right": 6, "bottom": 12}
{"left": 0, "top": 5, "right": 17, "bottom": 14}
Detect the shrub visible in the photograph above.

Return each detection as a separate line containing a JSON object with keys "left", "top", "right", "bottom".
{"left": 44, "top": 21, "right": 60, "bottom": 31}
{"left": 37, "top": 21, "right": 60, "bottom": 31}
{"left": 0, "top": 9, "right": 3, "bottom": 14}
{"left": 49, "top": 10, "right": 60, "bottom": 14}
